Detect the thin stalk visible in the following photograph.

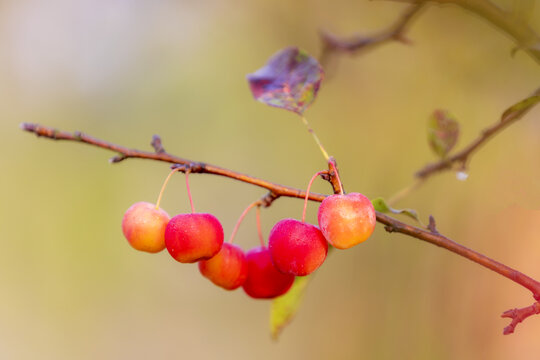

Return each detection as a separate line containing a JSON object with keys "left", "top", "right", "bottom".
{"left": 155, "top": 167, "right": 183, "bottom": 209}
{"left": 301, "top": 116, "right": 330, "bottom": 161}
{"left": 228, "top": 200, "right": 261, "bottom": 244}
{"left": 302, "top": 171, "right": 328, "bottom": 223}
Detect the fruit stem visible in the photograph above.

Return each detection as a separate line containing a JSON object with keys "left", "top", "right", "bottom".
{"left": 301, "top": 116, "right": 330, "bottom": 161}
{"left": 302, "top": 170, "right": 328, "bottom": 223}
{"left": 329, "top": 161, "right": 344, "bottom": 195}
{"left": 229, "top": 200, "right": 261, "bottom": 244}
{"left": 185, "top": 170, "right": 195, "bottom": 213}
{"left": 256, "top": 205, "right": 265, "bottom": 247}
{"left": 155, "top": 167, "right": 184, "bottom": 209}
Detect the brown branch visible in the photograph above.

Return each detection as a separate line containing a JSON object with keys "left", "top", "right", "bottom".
{"left": 319, "top": 4, "right": 425, "bottom": 57}
{"left": 21, "top": 122, "right": 540, "bottom": 333}
{"left": 416, "top": 87, "right": 540, "bottom": 179}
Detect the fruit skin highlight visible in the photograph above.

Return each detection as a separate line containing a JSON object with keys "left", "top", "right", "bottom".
{"left": 268, "top": 218, "right": 328, "bottom": 276}
{"left": 198, "top": 243, "right": 248, "bottom": 290}
{"left": 242, "top": 246, "right": 295, "bottom": 299}
{"left": 317, "top": 193, "right": 376, "bottom": 250}
{"left": 121, "top": 201, "right": 170, "bottom": 253}
{"left": 165, "top": 213, "right": 224, "bottom": 263}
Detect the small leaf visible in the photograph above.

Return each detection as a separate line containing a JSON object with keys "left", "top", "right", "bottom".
{"left": 372, "top": 197, "right": 422, "bottom": 224}
{"left": 427, "top": 110, "right": 460, "bottom": 159}
{"left": 501, "top": 95, "right": 540, "bottom": 123}
{"left": 247, "top": 47, "right": 324, "bottom": 115}
{"left": 270, "top": 276, "right": 311, "bottom": 340}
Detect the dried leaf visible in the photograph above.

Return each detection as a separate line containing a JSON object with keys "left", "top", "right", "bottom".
{"left": 270, "top": 276, "right": 310, "bottom": 340}
{"left": 247, "top": 47, "right": 323, "bottom": 115}
{"left": 427, "top": 110, "right": 460, "bottom": 159}
{"left": 372, "top": 197, "right": 422, "bottom": 224}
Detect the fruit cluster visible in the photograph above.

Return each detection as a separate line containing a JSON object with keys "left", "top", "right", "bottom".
{"left": 121, "top": 167, "right": 376, "bottom": 299}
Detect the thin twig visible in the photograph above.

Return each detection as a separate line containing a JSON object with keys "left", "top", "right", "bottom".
{"left": 319, "top": 4, "right": 425, "bottom": 57}
{"left": 416, "top": 87, "right": 540, "bottom": 179}
{"left": 20, "top": 122, "right": 540, "bottom": 334}
{"left": 385, "top": 0, "right": 540, "bottom": 64}
{"left": 501, "top": 301, "right": 540, "bottom": 335}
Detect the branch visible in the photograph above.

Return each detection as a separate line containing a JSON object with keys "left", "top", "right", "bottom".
{"left": 416, "top": 87, "right": 540, "bottom": 179}
{"left": 320, "top": 4, "right": 425, "bottom": 56}
{"left": 385, "top": 0, "right": 540, "bottom": 64}
{"left": 21, "top": 122, "right": 540, "bottom": 333}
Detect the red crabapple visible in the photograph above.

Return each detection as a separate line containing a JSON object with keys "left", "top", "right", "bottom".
{"left": 242, "top": 246, "right": 295, "bottom": 299}
{"left": 165, "top": 213, "right": 224, "bottom": 263}
{"left": 198, "top": 243, "right": 248, "bottom": 290}
{"left": 268, "top": 218, "right": 328, "bottom": 276}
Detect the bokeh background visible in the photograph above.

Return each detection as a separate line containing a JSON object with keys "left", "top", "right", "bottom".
{"left": 2, "top": 0, "right": 540, "bottom": 359}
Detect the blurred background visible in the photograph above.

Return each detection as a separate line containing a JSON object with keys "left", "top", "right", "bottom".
{"left": 2, "top": 0, "right": 540, "bottom": 358}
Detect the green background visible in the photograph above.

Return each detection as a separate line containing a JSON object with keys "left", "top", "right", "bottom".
{"left": 2, "top": 0, "right": 540, "bottom": 358}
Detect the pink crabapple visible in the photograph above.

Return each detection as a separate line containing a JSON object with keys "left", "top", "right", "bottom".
{"left": 121, "top": 201, "right": 170, "bottom": 253}
{"left": 165, "top": 213, "right": 224, "bottom": 263}
{"left": 317, "top": 192, "right": 376, "bottom": 249}
{"left": 268, "top": 218, "right": 328, "bottom": 276}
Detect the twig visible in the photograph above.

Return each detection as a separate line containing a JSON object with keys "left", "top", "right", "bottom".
{"left": 20, "top": 122, "right": 540, "bottom": 334}
{"left": 319, "top": 4, "right": 425, "bottom": 57}
{"left": 416, "top": 87, "right": 540, "bottom": 179}
{"left": 384, "top": 0, "right": 540, "bottom": 64}
{"left": 501, "top": 301, "right": 540, "bottom": 335}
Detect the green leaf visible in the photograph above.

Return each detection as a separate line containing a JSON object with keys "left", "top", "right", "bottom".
{"left": 270, "top": 276, "right": 311, "bottom": 340}
{"left": 371, "top": 197, "right": 422, "bottom": 225}
{"left": 501, "top": 95, "right": 540, "bottom": 123}
{"left": 427, "top": 109, "right": 460, "bottom": 159}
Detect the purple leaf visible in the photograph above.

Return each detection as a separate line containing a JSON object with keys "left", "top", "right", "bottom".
{"left": 247, "top": 47, "right": 324, "bottom": 115}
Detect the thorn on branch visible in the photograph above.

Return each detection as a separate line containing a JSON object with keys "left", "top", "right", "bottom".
{"left": 501, "top": 302, "right": 540, "bottom": 335}
{"left": 151, "top": 135, "right": 165, "bottom": 154}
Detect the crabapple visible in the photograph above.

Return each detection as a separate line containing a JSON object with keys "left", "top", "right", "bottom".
{"left": 165, "top": 213, "right": 224, "bottom": 263}
{"left": 198, "top": 243, "right": 248, "bottom": 290}
{"left": 317, "top": 192, "right": 376, "bottom": 249}
{"left": 268, "top": 218, "right": 328, "bottom": 276}
{"left": 121, "top": 201, "right": 170, "bottom": 253}
{"left": 242, "top": 246, "right": 295, "bottom": 299}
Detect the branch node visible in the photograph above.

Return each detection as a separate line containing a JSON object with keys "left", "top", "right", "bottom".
{"left": 109, "top": 154, "right": 128, "bottom": 163}
{"left": 73, "top": 131, "right": 83, "bottom": 141}
{"left": 151, "top": 135, "right": 166, "bottom": 154}
{"left": 171, "top": 162, "right": 205, "bottom": 174}
{"left": 260, "top": 192, "right": 280, "bottom": 208}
